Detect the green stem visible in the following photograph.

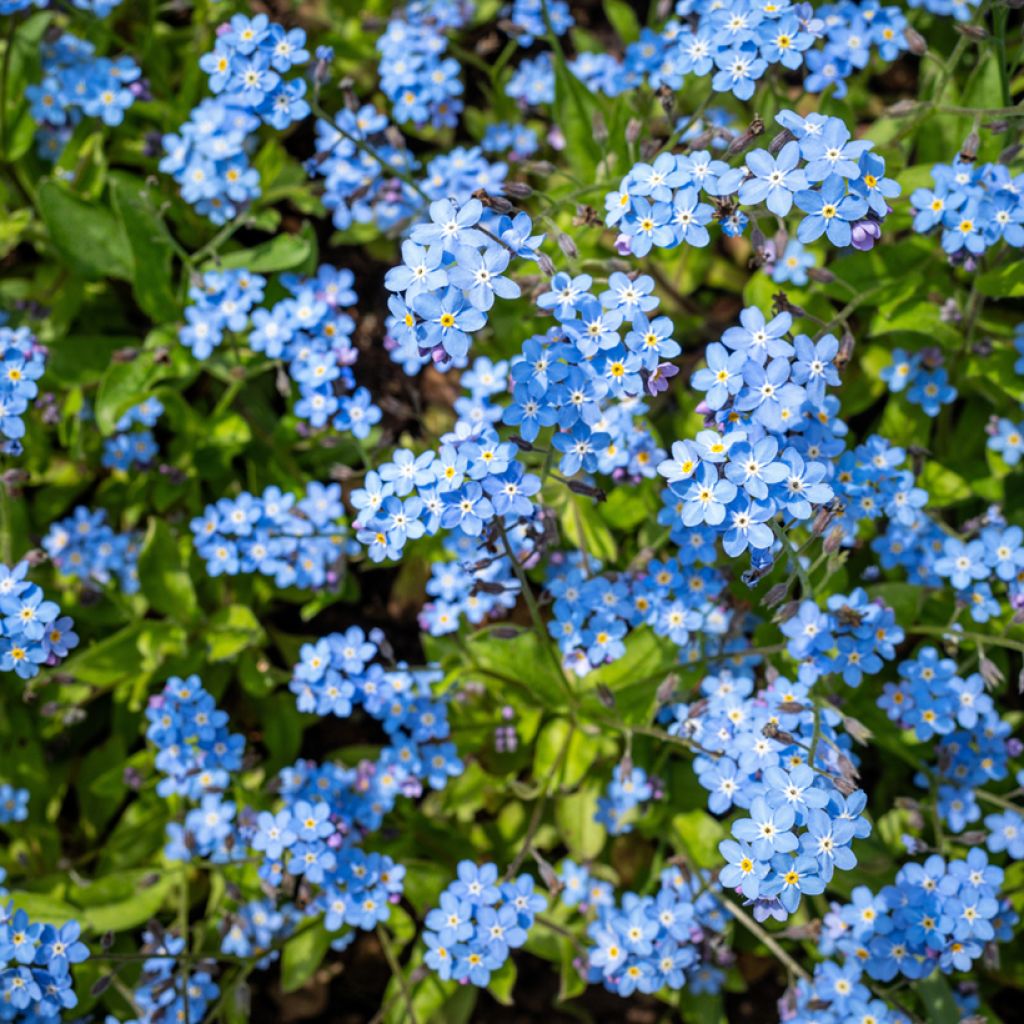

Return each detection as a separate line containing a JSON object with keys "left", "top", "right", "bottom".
{"left": 911, "top": 624, "right": 1024, "bottom": 655}
{"left": 722, "top": 897, "right": 810, "bottom": 982}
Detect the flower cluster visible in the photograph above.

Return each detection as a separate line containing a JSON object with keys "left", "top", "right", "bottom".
{"left": 658, "top": 304, "right": 843, "bottom": 567}
{"left": 662, "top": 666, "right": 873, "bottom": 920}
{"left": 27, "top": 33, "right": 141, "bottom": 159}
{"left": 609, "top": 111, "right": 897, "bottom": 255}
{"left": 162, "top": 16, "right": 308, "bottom": 222}
{"left": 383, "top": 198, "right": 538, "bottom": 369}
{"left": 101, "top": 397, "right": 163, "bottom": 470}
{"left": 596, "top": 764, "right": 658, "bottom": 836}
{"left": 0, "top": 325, "right": 45, "bottom": 457}
{"left": 309, "top": 104, "right": 422, "bottom": 233}
{"left": 0, "top": 784, "right": 28, "bottom": 825}
{"left": 178, "top": 265, "right": 376, "bottom": 435}
{"left": 0, "top": 904, "right": 89, "bottom": 1019}
{"left": 376, "top": 2, "right": 466, "bottom": 127}
{"left": 422, "top": 861, "right": 545, "bottom": 985}
{"left": 910, "top": 157, "right": 1024, "bottom": 261}
{"left": 42, "top": 506, "right": 141, "bottom": 594}
{"left": 820, "top": 851, "right": 1016, "bottom": 984}
{"left": 289, "top": 629, "right": 463, "bottom": 797}
{"left": 190, "top": 482, "right": 352, "bottom": 588}
{"left": 583, "top": 866, "right": 725, "bottom": 997}
{"left": 146, "top": 674, "right": 245, "bottom": 800}
{"left": 880, "top": 347, "right": 958, "bottom": 417}
{"left": 781, "top": 589, "right": 903, "bottom": 687}
{"left": 0, "top": 562, "right": 77, "bottom": 680}
{"left": 507, "top": 2, "right": 910, "bottom": 104}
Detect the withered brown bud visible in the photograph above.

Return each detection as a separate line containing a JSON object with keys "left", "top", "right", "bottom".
{"left": 473, "top": 188, "right": 514, "bottom": 213}
{"left": 904, "top": 26, "right": 927, "bottom": 56}
{"left": 657, "top": 85, "right": 675, "bottom": 116}
{"left": 959, "top": 130, "right": 980, "bottom": 163}
{"left": 725, "top": 116, "right": 764, "bottom": 157}
{"left": 572, "top": 204, "right": 600, "bottom": 227}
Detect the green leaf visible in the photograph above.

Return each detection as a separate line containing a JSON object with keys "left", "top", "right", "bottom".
{"left": 977, "top": 260, "right": 1024, "bottom": 299}
{"left": 110, "top": 173, "right": 180, "bottom": 322}
{"left": 212, "top": 224, "right": 316, "bottom": 274}
{"left": 557, "top": 490, "right": 617, "bottom": 564}
{"left": 487, "top": 958, "right": 517, "bottom": 1006}
{"left": 916, "top": 972, "right": 961, "bottom": 1024}
{"left": 464, "top": 630, "right": 568, "bottom": 710}
{"left": 75, "top": 871, "right": 175, "bottom": 933}
{"left": 604, "top": 0, "right": 641, "bottom": 43}
{"left": 554, "top": 783, "right": 605, "bottom": 859}
{"left": 138, "top": 517, "right": 198, "bottom": 622}
{"left": 533, "top": 718, "right": 602, "bottom": 790}
{"left": 37, "top": 180, "right": 132, "bottom": 281}
{"left": 94, "top": 355, "right": 175, "bottom": 435}
{"left": 206, "top": 604, "right": 264, "bottom": 662}
{"left": 279, "top": 922, "right": 334, "bottom": 993}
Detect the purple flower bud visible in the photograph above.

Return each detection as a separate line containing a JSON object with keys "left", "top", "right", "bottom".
{"left": 850, "top": 218, "right": 882, "bottom": 251}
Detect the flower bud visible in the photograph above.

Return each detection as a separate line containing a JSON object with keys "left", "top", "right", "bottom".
{"left": 903, "top": 26, "right": 927, "bottom": 55}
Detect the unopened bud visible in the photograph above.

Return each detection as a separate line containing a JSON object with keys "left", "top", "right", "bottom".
{"left": 625, "top": 118, "right": 642, "bottom": 144}
{"left": 537, "top": 253, "right": 556, "bottom": 277}
{"left": 768, "top": 128, "right": 794, "bottom": 155}
{"left": 592, "top": 112, "right": 608, "bottom": 144}
{"left": 774, "top": 600, "right": 801, "bottom": 624}
{"left": 837, "top": 329, "right": 856, "bottom": 366}
{"left": 557, "top": 232, "right": 578, "bottom": 259}
{"left": 823, "top": 526, "right": 845, "bottom": 554}
{"left": 955, "top": 23, "right": 988, "bottom": 40}
{"left": 904, "top": 26, "right": 927, "bottom": 56}
{"left": 656, "top": 673, "right": 679, "bottom": 705}
{"left": 568, "top": 479, "right": 606, "bottom": 501}
{"left": 763, "top": 582, "right": 790, "bottom": 608}
{"left": 503, "top": 180, "right": 532, "bottom": 199}
{"left": 959, "top": 831, "right": 988, "bottom": 846}
{"left": 886, "top": 99, "right": 919, "bottom": 117}
{"left": 112, "top": 347, "right": 139, "bottom": 363}
{"left": 979, "top": 656, "right": 1005, "bottom": 689}
{"left": 806, "top": 266, "right": 836, "bottom": 284}
{"left": 725, "top": 116, "right": 764, "bottom": 157}
{"left": 596, "top": 684, "right": 616, "bottom": 709}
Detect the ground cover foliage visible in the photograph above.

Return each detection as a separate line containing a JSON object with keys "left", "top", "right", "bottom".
{"left": 2, "top": 1, "right": 1024, "bottom": 1022}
